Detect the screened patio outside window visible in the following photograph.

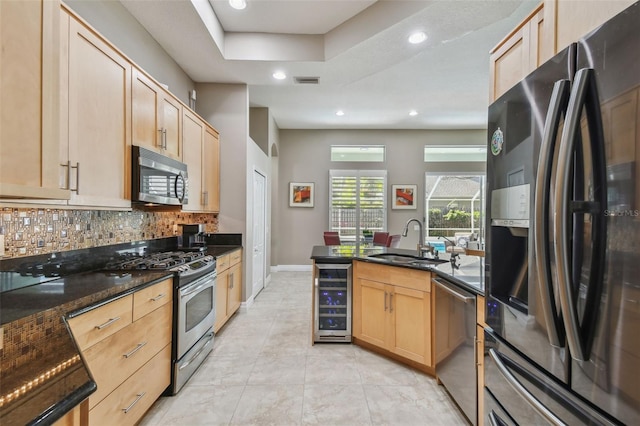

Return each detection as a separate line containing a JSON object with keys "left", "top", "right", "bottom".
{"left": 329, "top": 170, "right": 387, "bottom": 242}
{"left": 424, "top": 175, "right": 485, "bottom": 239}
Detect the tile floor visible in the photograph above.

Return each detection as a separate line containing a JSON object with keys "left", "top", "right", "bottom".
{"left": 140, "top": 271, "right": 469, "bottom": 425}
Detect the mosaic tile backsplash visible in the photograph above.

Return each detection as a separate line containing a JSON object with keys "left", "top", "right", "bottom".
{"left": 0, "top": 208, "right": 218, "bottom": 259}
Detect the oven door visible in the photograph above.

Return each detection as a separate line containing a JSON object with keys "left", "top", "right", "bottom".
{"left": 178, "top": 272, "right": 216, "bottom": 359}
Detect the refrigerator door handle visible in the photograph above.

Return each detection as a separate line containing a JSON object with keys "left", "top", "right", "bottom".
{"left": 488, "top": 349, "right": 565, "bottom": 426}
{"left": 534, "top": 79, "right": 570, "bottom": 348}
{"left": 554, "top": 68, "right": 607, "bottom": 362}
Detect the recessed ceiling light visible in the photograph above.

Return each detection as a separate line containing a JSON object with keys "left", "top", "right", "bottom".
{"left": 408, "top": 31, "right": 427, "bottom": 44}
{"left": 409, "top": 110, "right": 418, "bottom": 116}
{"left": 272, "top": 71, "right": 286, "bottom": 80}
{"left": 336, "top": 110, "right": 345, "bottom": 116}
{"left": 229, "top": 0, "right": 247, "bottom": 10}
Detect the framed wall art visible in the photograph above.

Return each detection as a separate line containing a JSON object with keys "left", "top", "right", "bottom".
{"left": 392, "top": 184, "right": 417, "bottom": 209}
{"left": 289, "top": 182, "right": 314, "bottom": 207}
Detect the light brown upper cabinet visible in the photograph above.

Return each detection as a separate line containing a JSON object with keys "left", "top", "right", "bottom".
{"left": 132, "top": 69, "right": 182, "bottom": 160}
{"left": 0, "top": 0, "right": 69, "bottom": 199}
{"left": 182, "top": 109, "right": 220, "bottom": 213}
{"left": 60, "top": 9, "right": 131, "bottom": 209}
{"left": 551, "top": 0, "right": 636, "bottom": 54}
{"left": 490, "top": 0, "right": 637, "bottom": 103}
{"left": 489, "top": 3, "right": 551, "bottom": 103}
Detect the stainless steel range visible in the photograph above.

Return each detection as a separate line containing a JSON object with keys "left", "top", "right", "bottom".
{"left": 108, "top": 250, "right": 216, "bottom": 394}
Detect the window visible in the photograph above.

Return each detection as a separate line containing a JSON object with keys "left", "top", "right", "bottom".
{"left": 424, "top": 174, "right": 485, "bottom": 245}
{"left": 329, "top": 170, "right": 387, "bottom": 242}
{"left": 424, "top": 145, "right": 486, "bottom": 162}
{"left": 331, "top": 145, "right": 385, "bottom": 162}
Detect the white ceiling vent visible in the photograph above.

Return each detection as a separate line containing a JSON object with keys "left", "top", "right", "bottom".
{"left": 293, "top": 76, "right": 320, "bottom": 85}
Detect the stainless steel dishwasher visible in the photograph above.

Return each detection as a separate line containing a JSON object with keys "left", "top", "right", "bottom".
{"left": 433, "top": 276, "right": 477, "bottom": 425}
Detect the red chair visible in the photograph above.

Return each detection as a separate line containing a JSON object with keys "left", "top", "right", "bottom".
{"left": 372, "top": 232, "right": 389, "bottom": 246}
{"left": 386, "top": 234, "right": 401, "bottom": 248}
{"left": 323, "top": 232, "right": 341, "bottom": 245}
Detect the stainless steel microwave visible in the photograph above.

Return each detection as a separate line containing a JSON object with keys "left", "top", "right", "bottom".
{"left": 132, "top": 145, "right": 188, "bottom": 206}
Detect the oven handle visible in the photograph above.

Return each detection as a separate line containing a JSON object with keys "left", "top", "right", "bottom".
{"left": 181, "top": 275, "right": 215, "bottom": 297}
{"left": 433, "top": 277, "right": 474, "bottom": 303}
{"left": 179, "top": 333, "right": 214, "bottom": 371}
{"left": 488, "top": 349, "right": 565, "bottom": 426}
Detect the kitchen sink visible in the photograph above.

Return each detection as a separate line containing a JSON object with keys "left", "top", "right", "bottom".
{"left": 367, "top": 253, "right": 447, "bottom": 266}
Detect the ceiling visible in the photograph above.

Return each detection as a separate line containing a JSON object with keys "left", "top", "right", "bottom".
{"left": 119, "top": 0, "right": 538, "bottom": 130}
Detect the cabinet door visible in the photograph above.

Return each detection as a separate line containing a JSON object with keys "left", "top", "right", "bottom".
{"left": 203, "top": 126, "right": 220, "bottom": 212}
{"left": 489, "top": 5, "right": 545, "bottom": 102}
{"left": 0, "top": 0, "right": 69, "bottom": 199}
{"left": 182, "top": 110, "right": 204, "bottom": 212}
{"left": 161, "top": 92, "right": 182, "bottom": 159}
{"left": 227, "top": 261, "right": 242, "bottom": 315}
{"left": 132, "top": 69, "right": 182, "bottom": 160}
{"left": 66, "top": 16, "right": 131, "bottom": 208}
{"left": 132, "top": 69, "right": 161, "bottom": 152}
{"left": 389, "top": 285, "right": 432, "bottom": 366}
{"left": 357, "top": 279, "right": 387, "bottom": 348}
{"left": 214, "top": 268, "right": 229, "bottom": 332}
{"left": 554, "top": 0, "right": 635, "bottom": 53}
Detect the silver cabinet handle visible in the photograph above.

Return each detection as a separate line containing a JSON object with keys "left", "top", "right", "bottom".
{"left": 229, "top": 273, "right": 234, "bottom": 289}
{"left": 162, "top": 128, "right": 167, "bottom": 149}
{"left": 122, "top": 392, "right": 146, "bottom": 414}
{"left": 95, "top": 316, "right": 120, "bottom": 330}
{"left": 389, "top": 293, "right": 393, "bottom": 313}
{"left": 488, "top": 349, "right": 564, "bottom": 426}
{"left": 70, "top": 162, "right": 79, "bottom": 194}
{"left": 123, "top": 342, "right": 147, "bottom": 358}
{"left": 384, "top": 291, "right": 388, "bottom": 311}
{"left": 150, "top": 293, "right": 166, "bottom": 302}
{"left": 314, "top": 278, "right": 318, "bottom": 288}
{"left": 157, "top": 129, "right": 163, "bottom": 148}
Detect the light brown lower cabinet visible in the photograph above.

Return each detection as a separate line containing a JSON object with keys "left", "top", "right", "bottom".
{"left": 214, "top": 249, "right": 243, "bottom": 332}
{"left": 352, "top": 261, "right": 432, "bottom": 369}
{"left": 52, "top": 400, "right": 88, "bottom": 426}
{"left": 67, "top": 278, "right": 173, "bottom": 425}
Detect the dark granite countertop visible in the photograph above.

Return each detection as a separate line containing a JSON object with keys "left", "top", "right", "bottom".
{"left": 0, "top": 269, "right": 172, "bottom": 425}
{"left": 311, "top": 244, "right": 485, "bottom": 296}
{"left": 0, "top": 235, "right": 243, "bottom": 425}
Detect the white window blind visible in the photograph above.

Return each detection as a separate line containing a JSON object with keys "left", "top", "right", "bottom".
{"left": 329, "top": 170, "right": 387, "bottom": 242}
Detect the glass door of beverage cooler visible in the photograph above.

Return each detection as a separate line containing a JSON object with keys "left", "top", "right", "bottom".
{"left": 314, "top": 263, "right": 352, "bottom": 342}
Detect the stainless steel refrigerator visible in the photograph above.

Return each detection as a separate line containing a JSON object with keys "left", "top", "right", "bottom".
{"left": 484, "top": 2, "right": 640, "bottom": 424}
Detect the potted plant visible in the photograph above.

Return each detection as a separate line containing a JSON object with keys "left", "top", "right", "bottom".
{"left": 362, "top": 229, "right": 373, "bottom": 243}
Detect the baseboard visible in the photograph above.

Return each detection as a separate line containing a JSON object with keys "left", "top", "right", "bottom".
{"left": 271, "top": 264, "right": 313, "bottom": 272}
{"left": 240, "top": 294, "right": 254, "bottom": 312}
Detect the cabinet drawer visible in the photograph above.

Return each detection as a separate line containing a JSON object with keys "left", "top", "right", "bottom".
{"left": 133, "top": 278, "right": 173, "bottom": 321}
{"left": 84, "top": 302, "right": 172, "bottom": 408}
{"left": 229, "top": 249, "right": 242, "bottom": 265}
{"left": 89, "top": 344, "right": 171, "bottom": 426}
{"left": 388, "top": 268, "right": 430, "bottom": 292}
{"left": 68, "top": 295, "right": 133, "bottom": 351}
{"left": 217, "top": 254, "right": 229, "bottom": 271}
{"left": 355, "top": 261, "right": 390, "bottom": 283}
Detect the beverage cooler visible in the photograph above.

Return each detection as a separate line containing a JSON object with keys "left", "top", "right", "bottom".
{"left": 313, "top": 263, "right": 352, "bottom": 342}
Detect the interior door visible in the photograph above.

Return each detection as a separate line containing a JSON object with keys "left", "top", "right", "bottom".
{"left": 252, "top": 170, "right": 266, "bottom": 296}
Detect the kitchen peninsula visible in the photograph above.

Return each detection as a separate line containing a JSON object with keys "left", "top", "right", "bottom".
{"left": 311, "top": 244, "right": 484, "bottom": 424}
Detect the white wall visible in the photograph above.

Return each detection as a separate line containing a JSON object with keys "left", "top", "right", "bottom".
{"left": 276, "top": 129, "right": 487, "bottom": 266}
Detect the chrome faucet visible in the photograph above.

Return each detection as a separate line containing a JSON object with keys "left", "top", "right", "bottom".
{"left": 402, "top": 218, "right": 436, "bottom": 258}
